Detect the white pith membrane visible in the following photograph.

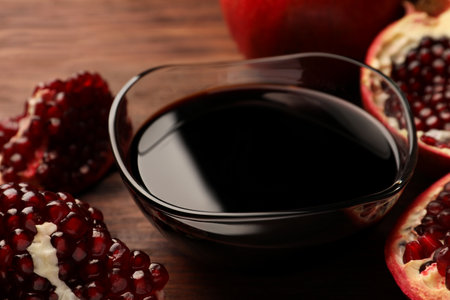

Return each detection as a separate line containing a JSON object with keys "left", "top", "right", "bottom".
{"left": 366, "top": 9, "right": 450, "bottom": 153}
{"left": 27, "top": 222, "right": 79, "bottom": 300}
{"left": 388, "top": 175, "right": 450, "bottom": 299}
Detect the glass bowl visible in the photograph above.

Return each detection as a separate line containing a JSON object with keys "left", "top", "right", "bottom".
{"left": 108, "top": 53, "right": 417, "bottom": 264}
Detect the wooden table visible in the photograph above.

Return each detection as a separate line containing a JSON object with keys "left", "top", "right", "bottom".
{"left": 0, "top": 1, "right": 438, "bottom": 299}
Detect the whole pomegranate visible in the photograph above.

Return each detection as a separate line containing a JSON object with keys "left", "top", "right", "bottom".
{"left": 219, "top": 0, "right": 404, "bottom": 61}
{"left": 364, "top": 4, "right": 450, "bottom": 177}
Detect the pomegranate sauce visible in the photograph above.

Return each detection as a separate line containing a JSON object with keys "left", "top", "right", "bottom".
{"left": 128, "top": 85, "right": 399, "bottom": 213}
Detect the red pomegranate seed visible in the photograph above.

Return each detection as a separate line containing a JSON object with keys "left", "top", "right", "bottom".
{"left": 435, "top": 246, "right": 450, "bottom": 276}
{"left": 10, "top": 228, "right": 32, "bottom": 252}
{"left": 15, "top": 253, "right": 34, "bottom": 275}
{"left": 59, "top": 212, "right": 89, "bottom": 239}
{"left": 45, "top": 200, "right": 70, "bottom": 224}
{"left": 403, "top": 241, "right": 425, "bottom": 263}
{"left": 57, "top": 261, "right": 74, "bottom": 281}
{"left": 418, "top": 233, "right": 443, "bottom": 257}
{"left": 85, "top": 280, "right": 106, "bottom": 300}
{"left": 109, "top": 268, "right": 130, "bottom": 295}
{"left": 90, "top": 227, "right": 112, "bottom": 258}
{"left": 80, "top": 258, "right": 104, "bottom": 281}
{"left": 438, "top": 208, "right": 450, "bottom": 228}
{"left": 131, "top": 250, "right": 151, "bottom": 270}
{"left": 50, "top": 231, "right": 71, "bottom": 258}
{"left": 0, "top": 241, "right": 13, "bottom": 268}
{"left": 150, "top": 263, "right": 169, "bottom": 290}
{"left": 427, "top": 200, "right": 445, "bottom": 215}
{"left": 438, "top": 191, "right": 450, "bottom": 206}
{"left": 108, "top": 239, "right": 131, "bottom": 269}
{"left": 1, "top": 188, "right": 19, "bottom": 210}
{"left": 72, "top": 239, "right": 88, "bottom": 262}
{"left": 132, "top": 269, "right": 153, "bottom": 296}
{"left": 30, "top": 274, "right": 50, "bottom": 292}
{"left": 21, "top": 206, "right": 41, "bottom": 234}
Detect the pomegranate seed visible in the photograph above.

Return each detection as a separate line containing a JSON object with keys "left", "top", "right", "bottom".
{"left": 30, "top": 274, "right": 50, "bottom": 292}
{"left": 72, "top": 240, "right": 88, "bottom": 262}
{"left": 130, "top": 250, "right": 151, "bottom": 270}
{"left": 427, "top": 201, "right": 445, "bottom": 215}
{"left": 84, "top": 280, "right": 106, "bottom": 300}
{"left": 438, "top": 208, "right": 450, "bottom": 228}
{"left": 1, "top": 188, "right": 19, "bottom": 210}
{"left": 59, "top": 212, "right": 89, "bottom": 239}
{"left": 438, "top": 191, "right": 450, "bottom": 206}
{"left": 435, "top": 246, "right": 450, "bottom": 276}
{"left": 80, "top": 258, "right": 104, "bottom": 281}
{"left": 50, "top": 231, "right": 72, "bottom": 258}
{"left": 0, "top": 241, "right": 13, "bottom": 269}
{"left": 14, "top": 253, "right": 34, "bottom": 275}
{"left": 132, "top": 269, "right": 153, "bottom": 295}
{"left": 10, "top": 228, "right": 32, "bottom": 252}
{"left": 109, "top": 268, "right": 130, "bottom": 295}
{"left": 46, "top": 200, "right": 70, "bottom": 224}
{"left": 418, "top": 233, "right": 443, "bottom": 257}
{"left": 57, "top": 261, "right": 74, "bottom": 281}
{"left": 90, "top": 227, "right": 112, "bottom": 258}
{"left": 21, "top": 206, "right": 41, "bottom": 234}
{"left": 108, "top": 239, "right": 131, "bottom": 269}
{"left": 403, "top": 241, "right": 425, "bottom": 263}
{"left": 150, "top": 263, "right": 169, "bottom": 290}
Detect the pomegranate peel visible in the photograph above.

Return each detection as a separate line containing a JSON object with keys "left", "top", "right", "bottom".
{"left": 386, "top": 173, "right": 450, "bottom": 299}
{"left": 0, "top": 71, "right": 130, "bottom": 194}
{"left": 364, "top": 8, "right": 450, "bottom": 177}
{"left": 0, "top": 182, "right": 168, "bottom": 299}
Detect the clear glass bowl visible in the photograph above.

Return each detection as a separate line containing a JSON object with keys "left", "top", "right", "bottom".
{"left": 108, "top": 53, "right": 417, "bottom": 264}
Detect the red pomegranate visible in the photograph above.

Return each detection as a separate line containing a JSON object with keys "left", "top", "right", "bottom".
{"left": 0, "top": 182, "right": 168, "bottom": 299}
{"left": 364, "top": 5, "right": 450, "bottom": 177}
{"left": 0, "top": 72, "right": 131, "bottom": 194}
{"left": 219, "top": 0, "right": 404, "bottom": 61}
{"left": 386, "top": 173, "right": 450, "bottom": 299}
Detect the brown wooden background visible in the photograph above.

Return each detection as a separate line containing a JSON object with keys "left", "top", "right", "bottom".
{"left": 0, "top": 1, "right": 438, "bottom": 299}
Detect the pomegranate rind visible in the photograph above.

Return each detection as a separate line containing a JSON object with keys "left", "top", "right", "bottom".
{"left": 386, "top": 173, "right": 450, "bottom": 300}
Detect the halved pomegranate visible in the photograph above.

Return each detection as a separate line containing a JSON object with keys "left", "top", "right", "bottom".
{"left": 364, "top": 6, "right": 450, "bottom": 177}
{"left": 0, "top": 182, "right": 168, "bottom": 299}
{"left": 386, "top": 173, "right": 450, "bottom": 299}
{"left": 0, "top": 72, "right": 131, "bottom": 194}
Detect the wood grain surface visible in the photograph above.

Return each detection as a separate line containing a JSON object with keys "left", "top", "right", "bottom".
{"left": 0, "top": 1, "right": 439, "bottom": 299}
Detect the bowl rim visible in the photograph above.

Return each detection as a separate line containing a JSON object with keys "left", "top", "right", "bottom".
{"left": 108, "top": 52, "right": 418, "bottom": 220}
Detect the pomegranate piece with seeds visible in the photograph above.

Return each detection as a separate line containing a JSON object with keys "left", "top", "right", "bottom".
{"left": 362, "top": 5, "right": 450, "bottom": 177}
{"left": 0, "top": 182, "right": 168, "bottom": 299}
{"left": 386, "top": 173, "right": 450, "bottom": 299}
{"left": 0, "top": 71, "right": 130, "bottom": 194}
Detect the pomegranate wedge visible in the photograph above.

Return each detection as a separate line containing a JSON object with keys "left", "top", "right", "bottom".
{"left": 386, "top": 173, "right": 450, "bottom": 299}
{"left": 0, "top": 182, "right": 168, "bottom": 299}
{"left": 0, "top": 71, "right": 131, "bottom": 194}
{"left": 364, "top": 7, "right": 450, "bottom": 177}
